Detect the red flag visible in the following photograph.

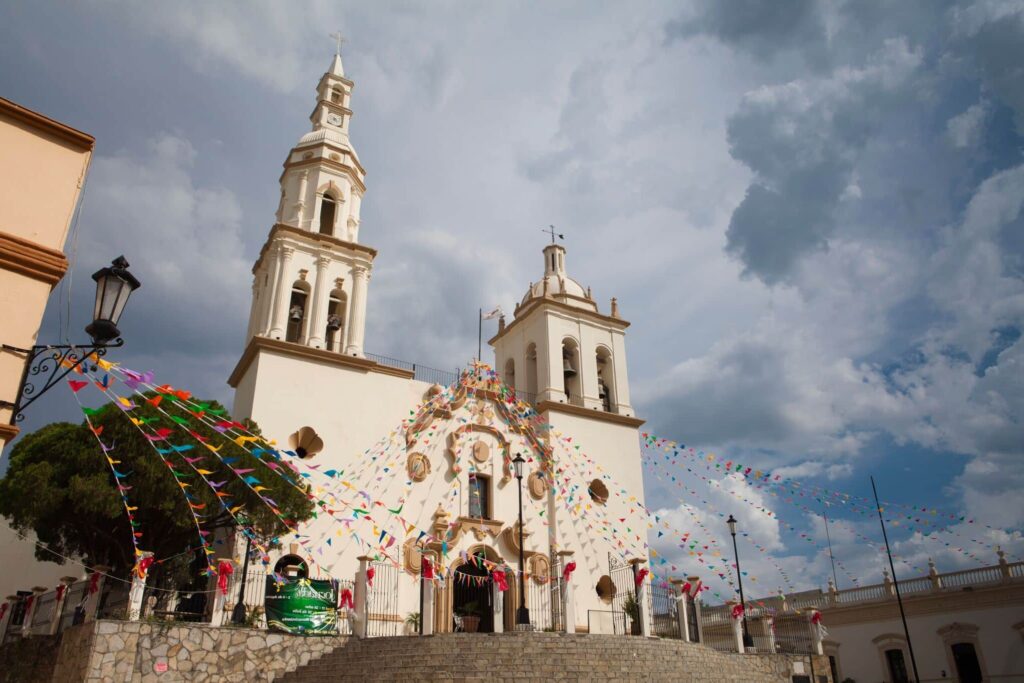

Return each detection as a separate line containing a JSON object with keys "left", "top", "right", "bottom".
{"left": 68, "top": 380, "right": 89, "bottom": 393}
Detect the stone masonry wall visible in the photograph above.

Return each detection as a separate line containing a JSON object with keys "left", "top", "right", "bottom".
{"left": 44, "top": 620, "right": 347, "bottom": 682}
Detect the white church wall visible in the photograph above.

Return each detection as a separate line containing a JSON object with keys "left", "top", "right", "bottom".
{"left": 826, "top": 602, "right": 1024, "bottom": 682}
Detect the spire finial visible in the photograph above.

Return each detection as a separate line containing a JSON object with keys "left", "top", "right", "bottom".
{"left": 330, "top": 32, "right": 345, "bottom": 57}
{"left": 542, "top": 225, "right": 564, "bottom": 244}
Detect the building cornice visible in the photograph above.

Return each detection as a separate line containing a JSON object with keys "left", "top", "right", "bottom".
{"left": 282, "top": 151, "right": 367, "bottom": 191}
{"left": 489, "top": 298, "right": 629, "bottom": 345}
{"left": 0, "top": 230, "right": 70, "bottom": 286}
{"left": 227, "top": 335, "right": 414, "bottom": 388}
{"left": 0, "top": 423, "right": 20, "bottom": 444}
{"left": 251, "top": 223, "right": 377, "bottom": 274}
{"left": 819, "top": 582, "right": 1024, "bottom": 625}
{"left": 0, "top": 97, "right": 95, "bottom": 151}
{"left": 535, "top": 399, "right": 645, "bottom": 428}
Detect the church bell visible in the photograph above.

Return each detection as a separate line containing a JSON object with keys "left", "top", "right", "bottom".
{"left": 562, "top": 354, "right": 577, "bottom": 376}
{"left": 289, "top": 305, "right": 304, "bottom": 322}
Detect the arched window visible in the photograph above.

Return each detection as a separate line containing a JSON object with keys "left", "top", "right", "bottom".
{"left": 525, "top": 343, "right": 538, "bottom": 403}
{"left": 562, "top": 338, "right": 582, "bottom": 405}
{"left": 319, "top": 194, "right": 337, "bottom": 236}
{"left": 503, "top": 359, "right": 516, "bottom": 392}
{"left": 331, "top": 88, "right": 343, "bottom": 104}
{"left": 596, "top": 347, "right": 616, "bottom": 413}
{"left": 285, "top": 282, "right": 310, "bottom": 343}
{"left": 325, "top": 290, "right": 347, "bottom": 352}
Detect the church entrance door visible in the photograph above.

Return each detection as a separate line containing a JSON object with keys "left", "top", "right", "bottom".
{"left": 453, "top": 552, "right": 493, "bottom": 633}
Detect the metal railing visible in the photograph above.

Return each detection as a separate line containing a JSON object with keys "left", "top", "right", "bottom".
{"left": 648, "top": 581, "right": 680, "bottom": 639}
{"left": 365, "top": 352, "right": 461, "bottom": 387}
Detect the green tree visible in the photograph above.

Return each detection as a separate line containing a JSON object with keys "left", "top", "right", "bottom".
{"left": 0, "top": 393, "right": 314, "bottom": 582}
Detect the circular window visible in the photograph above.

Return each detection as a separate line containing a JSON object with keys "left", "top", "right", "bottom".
{"left": 596, "top": 575, "right": 616, "bottom": 603}
{"left": 588, "top": 479, "right": 609, "bottom": 505}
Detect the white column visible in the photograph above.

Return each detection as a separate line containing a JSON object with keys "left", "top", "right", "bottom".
{"left": 559, "top": 551, "right": 576, "bottom": 634}
{"left": 49, "top": 577, "right": 76, "bottom": 635}
{"left": 491, "top": 581, "right": 504, "bottom": 633}
{"left": 82, "top": 566, "right": 108, "bottom": 623}
{"left": 209, "top": 559, "right": 234, "bottom": 627}
{"left": 246, "top": 276, "right": 260, "bottom": 340}
{"left": 729, "top": 601, "right": 744, "bottom": 653}
{"left": 306, "top": 255, "right": 332, "bottom": 349}
{"left": 0, "top": 596, "right": 18, "bottom": 641}
{"left": 764, "top": 615, "right": 776, "bottom": 653}
{"left": 809, "top": 612, "right": 824, "bottom": 655}
{"left": 21, "top": 586, "right": 46, "bottom": 636}
{"left": 630, "top": 558, "right": 650, "bottom": 638}
{"left": 345, "top": 265, "right": 369, "bottom": 357}
{"left": 268, "top": 246, "right": 295, "bottom": 339}
{"left": 127, "top": 553, "right": 153, "bottom": 622}
{"left": 422, "top": 578, "right": 435, "bottom": 636}
{"left": 677, "top": 594, "right": 690, "bottom": 642}
{"left": 291, "top": 170, "right": 309, "bottom": 228}
{"left": 354, "top": 555, "right": 371, "bottom": 638}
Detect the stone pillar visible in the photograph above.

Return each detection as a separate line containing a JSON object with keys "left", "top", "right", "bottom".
{"left": 246, "top": 276, "right": 260, "bottom": 340}
{"left": 827, "top": 578, "right": 838, "bottom": 604}
{"left": 292, "top": 170, "right": 309, "bottom": 227}
{"left": 307, "top": 255, "right": 332, "bottom": 349}
{"left": 422, "top": 577, "right": 435, "bottom": 636}
{"left": 763, "top": 615, "right": 776, "bottom": 653}
{"left": 128, "top": 552, "right": 154, "bottom": 621}
{"left": 50, "top": 577, "right": 76, "bottom": 635}
{"left": 345, "top": 266, "right": 369, "bottom": 356}
{"left": 0, "top": 596, "right": 18, "bottom": 641}
{"left": 82, "top": 566, "right": 109, "bottom": 624}
{"left": 809, "top": 612, "right": 824, "bottom": 655}
{"left": 354, "top": 555, "right": 371, "bottom": 638}
{"left": 492, "top": 581, "right": 504, "bottom": 633}
{"left": 670, "top": 578, "right": 688, "bottom": 642}
{"left": 209, "top": 559, "right": 233, "bottom": 627}
{"left": 628, "top": 558, "right": 651, "bottom": 638}
{"left": 688, "top": 576, "right": 704, "bottom": 643}
{"left": 268, "top": 246, "right": 295, "bottom": 339}
{"left": 559, "top": 550, "right": 576, "bottom": 634}
{"left": 21, "top": 586, "right": 47, "bottom": 637}
{"left": 728, "top": 600, "right": 743, "bottom": 653}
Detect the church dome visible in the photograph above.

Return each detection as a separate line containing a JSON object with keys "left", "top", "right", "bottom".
{"left": 518, "top": 244, "right": 598, "bottom": 314}
{"left": 296, "top": 128, "right": 350, "bottom": 148}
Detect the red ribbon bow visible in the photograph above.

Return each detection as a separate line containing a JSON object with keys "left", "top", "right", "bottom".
{"left": 731, "top": 604, "right": 745, "bottom": 620}
{"left": 635, "top": 568, "right": 649, "bottom": 588}
{"left": 421, "top": 557, "right": 434, "bottom": 580}
{"left": 681, "top": 581, "right": 691, "bottom": 596}
{"left": 339, "top": 588, "right": 354, "bottom": 609}
{"left": 135, "top": 556, "right": 155, "bottom": 580}
{"left": 562, "top": 561, "right": 577, "bottom": 583}
{"left": 492, "top": 570, "right": 508, "bottom": 592}
{"left": 217, "top": 560, "right": 234, "bottom": 596}
{"left": 366, "top": 567, "right": 375, "bottom": 588}
{"left": 88, "top": 572, "right": 102, "bottom": 595}
{"left": 25, "top": 595, "right": 35, "bottom": 613}
{"left": 810, "top": 611, "right": 822, "bottom": 625}
{"left": 55, "top": 584, "right": 67, "bottom": 602}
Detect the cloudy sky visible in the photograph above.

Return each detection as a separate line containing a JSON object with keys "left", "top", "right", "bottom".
{"left": 2, "top": 0, "right": 1022, "bottom": 597}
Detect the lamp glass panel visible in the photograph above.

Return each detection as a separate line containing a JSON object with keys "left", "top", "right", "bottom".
{"left": 109, "top": 276, "right": 133, "bottom": 325}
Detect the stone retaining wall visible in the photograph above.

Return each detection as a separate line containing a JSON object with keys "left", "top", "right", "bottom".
{"left": 10, "top": 620, "right": 347, "bottom": 682}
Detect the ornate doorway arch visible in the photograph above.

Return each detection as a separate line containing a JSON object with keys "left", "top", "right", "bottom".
{"left": 436, "top": 544, "right": 509, "bottom": 633}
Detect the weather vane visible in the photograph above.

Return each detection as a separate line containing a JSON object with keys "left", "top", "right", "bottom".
{"left": 329, "top": 32, "right": 345, "bottom": 57}
{"left": 542, "top": 225, "right": 565, "bottom": 244}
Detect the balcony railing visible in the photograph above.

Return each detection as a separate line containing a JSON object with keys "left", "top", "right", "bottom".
{"left": 365, "top": 352, "right": 461, "bottom": 387}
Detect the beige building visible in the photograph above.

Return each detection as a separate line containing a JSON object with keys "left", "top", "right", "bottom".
{"left": 0, "top": 96, "right": 94, "bottom": 448}
{"left": 0, "top": 97, "right": 94, "bottom": 599}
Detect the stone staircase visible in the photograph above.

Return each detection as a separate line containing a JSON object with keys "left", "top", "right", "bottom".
{"left": 277, "top": 632, "right": 827, "bottom": 682}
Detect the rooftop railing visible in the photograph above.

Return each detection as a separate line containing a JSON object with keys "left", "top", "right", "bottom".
{"left": 364, "top": 352, "right": 461, "bottom": 387}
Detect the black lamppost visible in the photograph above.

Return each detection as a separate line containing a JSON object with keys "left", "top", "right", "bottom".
{"left": 1, "top": 256, "right": 140, "bottom": 423}
{"left": 726, "top": 514, "right": 753, "bottom": 649}
{"left": 230, "top": 522, "right": 254, "bottom": 625}
{"left": 512, "top": 453, "right": 530, "bottom": 628}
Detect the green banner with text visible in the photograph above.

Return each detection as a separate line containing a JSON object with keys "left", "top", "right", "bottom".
{"left": 264, "top": 577, "right": 338, "bottom": 635}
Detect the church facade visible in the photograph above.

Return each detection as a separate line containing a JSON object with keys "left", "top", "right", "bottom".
{"left": 227, "top": 53, "right": 648, "bottom": 633}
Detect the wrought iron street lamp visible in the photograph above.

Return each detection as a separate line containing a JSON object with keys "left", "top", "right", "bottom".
{"left": 726, "top": 514, "right": 753, "bottom": 649}
{"left": 231, "top": 520, "right": 254, "bottom": 625}
{"left": 512, "top": 453, "right": 530, "bottom": 628}
{"left": 1, "top": 256, "right": 140, "bottom": 424}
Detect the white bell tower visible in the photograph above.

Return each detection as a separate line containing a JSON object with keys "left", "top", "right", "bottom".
{"left": 244, "top": 50, "right": 374, "bottom": 356}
